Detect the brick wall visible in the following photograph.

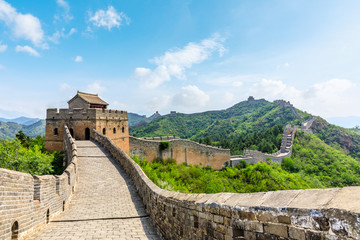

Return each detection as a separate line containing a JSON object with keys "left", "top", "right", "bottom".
{"left": 0, "top": 126, "right": 78, "bottom": 240}
{"left": 94, "top": 130, "right": 360, "bottom": 240}
{"left": 129, "top": 136, "right": 230, "bottom": 170}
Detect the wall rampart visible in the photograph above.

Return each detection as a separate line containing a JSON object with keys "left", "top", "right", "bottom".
{"left": 0, "top": 126, "right": 78, "bottom": 240}
{"left": 129, "top": 136, "right": 230, "bottom": 170}
{"left": 93, "top": 130, "right": 360, "bottom": 240}
{"left": 46, "top": 108, "right": 127, "bottom": 120}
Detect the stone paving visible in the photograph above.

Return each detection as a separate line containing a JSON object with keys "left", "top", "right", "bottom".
{"left": 27, "top": 141, "right": 161, "bottom": 240}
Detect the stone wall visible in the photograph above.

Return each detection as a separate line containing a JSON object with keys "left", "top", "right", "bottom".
{"left": 93, "top": 130, "right": 360, "bottom": 240}
{"left": 129, "top": 136, "right": 230, "bottom": 170}
{"left": 0, "top": 126, "right": 78, "bottom": 240}
{"left": 228, "top": 125, "right": 296, "bottom": 167}
{"left": 45, "top": 108, "right": 129, "bottom": 153}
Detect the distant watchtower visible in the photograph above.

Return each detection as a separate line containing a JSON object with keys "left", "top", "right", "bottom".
{"left": 45, "top": 91, "right": 129, "bottom": 153}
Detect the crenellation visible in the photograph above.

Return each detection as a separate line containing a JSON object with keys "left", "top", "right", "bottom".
{"left": 129, "top": 136, "right": 230, "bottom": 170}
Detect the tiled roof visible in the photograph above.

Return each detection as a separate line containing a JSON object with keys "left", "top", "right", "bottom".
{"left": 69, "top": 91, "right": 108, "bottom": 105}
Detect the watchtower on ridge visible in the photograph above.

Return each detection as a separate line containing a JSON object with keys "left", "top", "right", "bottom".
{"left": 45, "top": 91, "right": 129, "bottom": 153}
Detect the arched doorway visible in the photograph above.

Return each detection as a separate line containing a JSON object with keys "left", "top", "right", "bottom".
{"left": 85, "top": 128, "right": 90, "bottom": 140}
{"left": 11, "top": 221, "right": 18, "bottom": 239}
{"left": 69, "top": 128, "right": 74, "bottom": 138}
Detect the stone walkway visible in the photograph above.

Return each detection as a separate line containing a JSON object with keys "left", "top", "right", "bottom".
{"left": 27, "top": 141, "right": 161, "bottom": 240}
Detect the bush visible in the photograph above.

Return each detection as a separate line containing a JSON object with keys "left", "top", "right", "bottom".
{"left": 159, "top": 141, "right": 170, "bottom": 151}
{"left": 281, "top": 157, "right": 298, "bottom": 172}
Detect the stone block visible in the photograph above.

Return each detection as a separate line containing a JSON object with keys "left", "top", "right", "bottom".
{"left": 214, "top": 215, "right": 224, "bottom": 224}
{"left": 288, "top": 226, "right": 306, "bottom": 240}
{"left": 239, "top": 211, "right": 256, "bottom": 221}
{"left": 278, "top": 215, "right": 291, "bottom": 224}
{"left": 264, "top": 223, "right": 288, "bottom": 238}
{"left": 245, "top": 221, "right": 263, "bottom": 233}
{"left": 256, "top": 211, "right": 276, "bottom": 222}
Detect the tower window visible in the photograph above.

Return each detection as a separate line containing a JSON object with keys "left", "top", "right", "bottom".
{"left": 122, "top": 127, "right": 125, "bottom": 133}
{"left": 113, "top": 127, "right": 116, "bottom": 134}
{"left": 103, "top": 128, "right": 106, "bottom": 135}
{"left": 54, "top": 128, "right": 58, "bottom": 136}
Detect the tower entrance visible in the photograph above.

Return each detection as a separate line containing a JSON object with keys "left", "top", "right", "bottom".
{"left": 85, "top": 128, "right": 90, "bottom": 140}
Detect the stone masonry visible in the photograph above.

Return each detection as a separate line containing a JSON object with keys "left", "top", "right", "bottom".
{"left": 0, "top": 126, "right": 78, "bottom": 240}
{"left": 26, "top": 141, "right": 160, "bottom": 240}
{"left": 93, "top": 129, "right": 360, "bottom": 240}
{"left": 129, "top": 136, "right": 230, "bottom": 170}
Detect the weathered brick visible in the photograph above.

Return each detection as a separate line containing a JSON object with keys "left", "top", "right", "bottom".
{"left": 264, "top": 223, "right": 288, "bottom": 238}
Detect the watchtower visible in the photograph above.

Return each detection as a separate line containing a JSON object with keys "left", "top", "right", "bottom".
{"left": 45, "top": 91, "right": 129, "bottom": 153}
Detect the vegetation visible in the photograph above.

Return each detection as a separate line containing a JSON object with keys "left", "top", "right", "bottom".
{"left": 288, "top": 131, "right": 360, "bottom": 187}
{"left": 213, "top": 124, "right": 284, "bottom": 155}
{"left": 0, "top": 119, "right": 45, "bottom": 140}
{"left": 132, "top": 155, "right": 311, "bottom": 193}
{"left": 130, "top": 99, "right": 304, "bottom": 141}
{"left": 132, "top": 129, "right": 360, "bottom": 193}
{"left": 311, "top": 118, "right": 360, "bottom": 160}
{"left": 159, "top": 141, "right": 170, "bottom": 151}
{"left": 0, "top": 131, "right": 65, "bottom": 175}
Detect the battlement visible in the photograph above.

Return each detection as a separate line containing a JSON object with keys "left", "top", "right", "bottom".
{"left": 129, "top": 136, "right": 230, "bottom": 170}
{"left": 46, "top": 108, "right": 128, "bottom": 120}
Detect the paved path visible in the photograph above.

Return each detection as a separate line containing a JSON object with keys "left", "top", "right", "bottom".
{"left": 27, "top": 141, "right": 160, "bottom": 240}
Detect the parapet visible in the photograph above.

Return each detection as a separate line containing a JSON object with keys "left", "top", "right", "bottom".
{"left": 93, "top": 131, "right": 360, "bottom": 240}
{"left": 0, "top": 126, "right": 78, "bottom": 240}
{"left": 46, "top": 108, "right": 128, "bottom": 120}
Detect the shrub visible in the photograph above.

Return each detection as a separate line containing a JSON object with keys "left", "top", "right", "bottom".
{"left": 159, "top": 141, "right": 170, "bottom": 151}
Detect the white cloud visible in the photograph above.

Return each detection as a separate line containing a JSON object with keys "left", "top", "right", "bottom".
{"left": 49, "top": 28, "right": 76, "bottom": 44}
{"left": 15, "top": 45, "right": 40, "bottom": 57}
{"left": 146, "top": 96, "right": 170, "bottom": 112}
{"left": 249, "top": 78, "right": 359, "bottom": 117}
{"left": 0, "top": 41, "right": 7, "bottom": 52}
{"left": 59, "top": 83, "right": 72, "bottom": 91}
{"left": 205, "top": 75, "right": 244, "bottom": 87}
{"left": 0, "top": 0, "right": 46, "bottom": 48}
{"left": 172, "top": 85, "right": 210, "bottom": 109}
{"left": 252, "top": 78, "right": 287, "bottom": 98}
{"left": 223, "top": 92, "right": 235, "bottom": 103}
{"left": 86, "top": 82, "right": 105, "bottom": 94}
{"left": 135, "top": 34, "right": 226, "bottom": 89}
{"left": 74, "top": 56, "right": 83, "bottom": 62}
{"left": 89, "top": 6, "right": 130, "bottom": 31}
{"left": 55, "top": 0, "right": 73, "bottom": 22}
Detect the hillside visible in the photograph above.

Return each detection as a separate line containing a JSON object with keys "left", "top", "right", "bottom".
{"left": 311, "top": 117, "right": 360, "bottom": 160}
{"left": 0, "top": 120, "right": 45, "bottom": 139}
{"left": 130, "top": 98, "right": 309, "bottom": 141}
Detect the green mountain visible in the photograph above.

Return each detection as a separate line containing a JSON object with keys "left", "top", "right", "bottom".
{"left": 130, "top": 98, "right": 309, "bottom": 140}
{"left": 311, "top": 117, "right": 360, "bottom": 160}
{"left": 0, "top": 117, "right": 40, "bottom": 125}
{"left": 130, "top": 98, "right": 360, "bottom": 190}
{"left": 128, "top": 112, "right": 161, "bottom": 127}
{"left": 0, "top": 120, "right": 45, "bottom": 139}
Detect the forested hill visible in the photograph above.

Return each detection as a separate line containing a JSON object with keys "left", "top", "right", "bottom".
{"left": 0, "top": 120, "right": 45, "bottom": 140}
{"left": 130, "top": 98, "right": 310, "bottom": 141}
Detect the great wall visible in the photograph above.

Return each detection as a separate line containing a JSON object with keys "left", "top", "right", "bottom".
{"left": 1, "top": 93, "right": 359, "bottom": 239}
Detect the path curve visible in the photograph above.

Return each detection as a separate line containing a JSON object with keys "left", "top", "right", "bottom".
{"left": 27, "top": 141, "right": 160, "bottom": 240}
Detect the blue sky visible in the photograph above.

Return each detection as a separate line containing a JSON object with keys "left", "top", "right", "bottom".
{"left": 1, "top": 0, "right": 360, "bottom": 123}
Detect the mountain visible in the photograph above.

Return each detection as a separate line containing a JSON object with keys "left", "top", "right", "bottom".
{"left": 0, "top": 116, "right": 41, "bottom": 126}
{"left": 311, "top": 117, "right": 360, "bottom": 160}
{"left": 0, "top": 120, "right": 45, "bottom": 139}
{"left": 130, "top": 98, "right": 310, "bottom": 140}
{"left": 128, "top": 111, "right": 162, "bottom": 127}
